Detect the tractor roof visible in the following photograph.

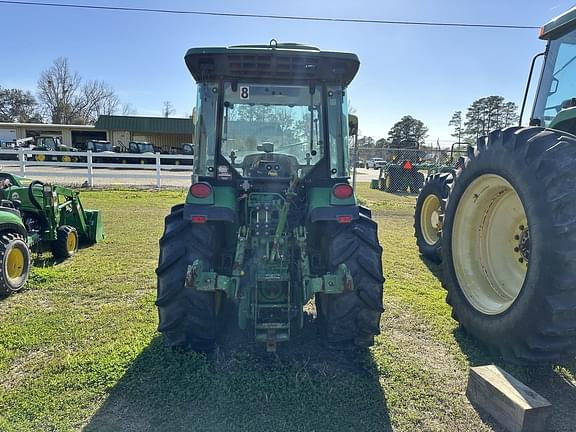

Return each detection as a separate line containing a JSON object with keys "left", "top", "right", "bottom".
{"left": 540, "top": 6, "right": 576, "bottom": 40}
{"left": 185, "top": 42, "right": 360, "bottom": 86}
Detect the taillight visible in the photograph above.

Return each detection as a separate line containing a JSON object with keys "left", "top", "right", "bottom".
{"left": 191, "top": 215, "right": 207, "bottom": 223}
{"left": 333, "top": 183, "right": 353, "bottom": 199}
{"left": 337, "top": 215, "right": 353, "bottom": 224}
{"left": 190, "top": 182, "right": 212, "bottom": 198}
{"left": 402, "top": 160, "right": 413, "bottom": 170}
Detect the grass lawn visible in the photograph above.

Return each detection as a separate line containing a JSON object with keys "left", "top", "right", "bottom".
{"left": 0, "top": 184, "right": 574, "bottom": 432}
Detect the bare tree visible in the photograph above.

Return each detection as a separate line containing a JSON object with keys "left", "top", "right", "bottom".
{"left": 121, "top": 102, "right": 137, "bottom": 116}
{"left": 162, "top": 101, "right": 175, "bottom": 118}
{"left": 37, "top": 57, "right": 119, "bottom": 124}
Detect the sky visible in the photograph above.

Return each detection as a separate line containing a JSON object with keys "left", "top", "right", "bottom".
{"left": 1, "top": 0, "right": 574, "bottom": 145}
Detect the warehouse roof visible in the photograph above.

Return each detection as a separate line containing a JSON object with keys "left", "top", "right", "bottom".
{"left": 95, "top": 115, "right": 194, "bottom": 134}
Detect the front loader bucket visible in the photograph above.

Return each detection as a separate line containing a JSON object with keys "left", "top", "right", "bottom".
{"left": 84, "top": 209, "right": 104, "bottom": 243}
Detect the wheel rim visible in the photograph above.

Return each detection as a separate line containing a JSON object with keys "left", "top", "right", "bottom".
{"left": 67, "top": 231, "right": 78, "bottom": 253}
{"left": 62, "top": 156, "right": 71, "bottom": 162}
{"left": 420, "top": 194, "right": 441, "bottom": 246}
{"left": 452, "top": 174, "right": 528, "bottom": 315}
{"left": 6, "top": 247, "right": 25, "bottom": 280}
{"left": 36, "top": 154, "right": 45, "bottom": 161}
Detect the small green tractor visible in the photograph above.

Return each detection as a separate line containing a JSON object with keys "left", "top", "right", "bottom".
{"left": 156, "top": 42, "right": 384, "bottom": 352}
{"left": 0, "top": 173, "right": 104, "bottom": 296}
{"left": 415, "top": 7, "right": 576, "bottom": 363}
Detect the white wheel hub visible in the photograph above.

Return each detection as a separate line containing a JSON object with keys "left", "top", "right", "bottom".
{"left": 452, "top": 174, "right": 528, "bottom": 315}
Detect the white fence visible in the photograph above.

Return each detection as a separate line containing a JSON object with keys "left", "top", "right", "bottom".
{"left": 0, "top": 148, "right": 194, "bottom": 188}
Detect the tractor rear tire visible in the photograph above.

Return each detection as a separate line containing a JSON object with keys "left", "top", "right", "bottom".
{"left": 0, "top": 233, "right": 31, "bottom": 296}
{"left": 52, "top": 225, "right": 79, "bottom": 259}
{"left": 317, "top": 213, "right": 384, "bottom": 349}
{"left": 409, "top": 171, "right": 425, "bottom": 193}
{"left": 384, "top": 166, "right": 404, "bottom": 192}
{"left": 155, "top": 204, "right": 220, "bottom": 351}
{"left": 414, "top": 172, "right": 453, "bottom": 263}
{"left": 442, "top": 127, "right": 576, "bottom": 364}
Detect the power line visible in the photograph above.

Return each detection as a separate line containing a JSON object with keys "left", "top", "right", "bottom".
{"left": 0, "top": 0, "right": 540, "bottom": 30}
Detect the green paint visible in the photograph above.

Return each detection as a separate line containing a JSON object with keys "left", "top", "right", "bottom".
{"left": 540, "top": 7, "right": 576, "bottom": 40}
{"left": 186, "top": 186, "right": 236, "bottom": 209}
{"left": 0, "top": 173, "right": 103, "bottom": 245}
{"left": 308, "top": 187, "right": 356, "bottom": 209}
{"left": 549, "top": 106, "right": 576, "bottom": 132}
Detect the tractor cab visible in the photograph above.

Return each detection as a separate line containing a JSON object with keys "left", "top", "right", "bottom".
{"left": 155, "top": 43, "right": 384, "bottom": 353}
{"left": 531, "top": 7, "right": 576, "bottom": 134}
{"left": 187, "top": 42, "right": 359, "bottom": 185}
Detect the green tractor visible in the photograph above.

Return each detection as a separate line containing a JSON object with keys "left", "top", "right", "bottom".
{"left": 156, "top": 42, "right": 384, "bottom": 352}
{"left": 0, "top": 173, "right": 104, "bottom": 296}
{"left": 416, "top": 7, "right": 576, "bottom": 363}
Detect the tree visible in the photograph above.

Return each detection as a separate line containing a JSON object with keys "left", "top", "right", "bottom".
{"left": 37, "top": 57, "right": 119, "bottom": 124}
{"left": 463, "top": 96, "right": 519, "bottom": 141}
{"left": 448, "top": 111, "right": 463, "bottom": 143}
{"left": 162, "top": 101, "right": 176, "bottom": 118}
{"left": 357, "top": 136, "right": 375, "bottom": 147}
{"left": 375, "top": 138, "right": 388, "bottom": 148}
{"left": 121, "top": 103, "right": 137, "bottom": 116}
{"left": 0, "top": 87, "right": 42, "bottom": 122}
{"left": 388, "top": 115, "right": 428, "bottom": 149}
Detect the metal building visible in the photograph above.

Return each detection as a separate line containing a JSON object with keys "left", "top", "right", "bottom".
{"left": 0, "top": 115, "right": 194, "bottom": 152}
{"left": 94, "top": 116, "right": 194, "bottom": 152}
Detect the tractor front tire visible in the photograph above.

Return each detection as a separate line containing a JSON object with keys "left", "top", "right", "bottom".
{"left": 414, "top": 172, "right": 452, "bottom": 263}
{"left": 0, "top": 233, "right": 31, "bottom": 296}
{"left": 52, "top": 225, "right": 79, "bottom": 259}
{"left": 317, "top": 213, "right": 384, "bottom": 349}
{"left": 155, "top": 205, "right": 220, "bottom": 351}
{"left": 442, "top": 127, "right": 576, "bottom": 364}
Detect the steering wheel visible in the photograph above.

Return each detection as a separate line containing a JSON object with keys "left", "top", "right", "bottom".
{"left": 28, "top": 180, "right": 45, "bottom": 212}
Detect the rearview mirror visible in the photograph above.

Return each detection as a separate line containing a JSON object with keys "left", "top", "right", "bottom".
{"left": 257, "top": 142, "right": 274, "bottom": 153}
{"left": 348, "top": 114, "right": 358, "bottom": 136}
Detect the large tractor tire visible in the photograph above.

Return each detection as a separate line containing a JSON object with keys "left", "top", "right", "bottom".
{"left": 414, "top": 172, "right": 453, "bottom": 263}
{"left": 0, "top": 232, "right": 31, "bottom": 296}
{"left": 155, "top": 204, "right": 221, "bottom": 351}
{"left": 442, "top": 127, "right": 576, "bottom": 364}
{"left": 316, "top": 212, "right": 384, "bottom": 349}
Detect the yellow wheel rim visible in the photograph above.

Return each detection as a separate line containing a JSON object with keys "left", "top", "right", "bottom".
{"left": 452, "top": 174, "right": 528, "bottom": 315}
{"left": 62, "top": 155, "right": 71, "bottom": 162}
{"left": 175, "top": 160, "right": 180, "bottom": 165}
{"left": 420, "top": 194, "right": 441, "bottom": 246}
{"left": 6, "top": 247, "right": 25, "bottom": 280}
{"left": 36, "top": 154, "right": 45, "bottom": 161}
{"left": 67, "top": 231, "right": 78, "bottom": 253}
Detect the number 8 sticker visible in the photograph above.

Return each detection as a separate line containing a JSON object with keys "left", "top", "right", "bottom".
{"left": 240, "top": 86, "right": 250, "bottom": 100}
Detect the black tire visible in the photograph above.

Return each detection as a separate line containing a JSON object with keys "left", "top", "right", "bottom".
{"left": 0, "top": 233, "right": 31, "bottom": 295}
{"left": 414, "top": 172, "right": 453, "bottom": 263}
{"left": 384, "top": 166, "right": 408, "bottom": 193}
{"left": 409, "top": 171, "right": 425, "bottom": 193}
{"left": 155, "top": 204, "right": 220, "bottom": 351}
{"left": 441, "top": 127, "right": 576, "bottom": 364}
{"left": 51, "top": 225, "right": 79, "bottom": 259}
{"left": 317, "top": 214, "right": 384, "bottom": 349}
